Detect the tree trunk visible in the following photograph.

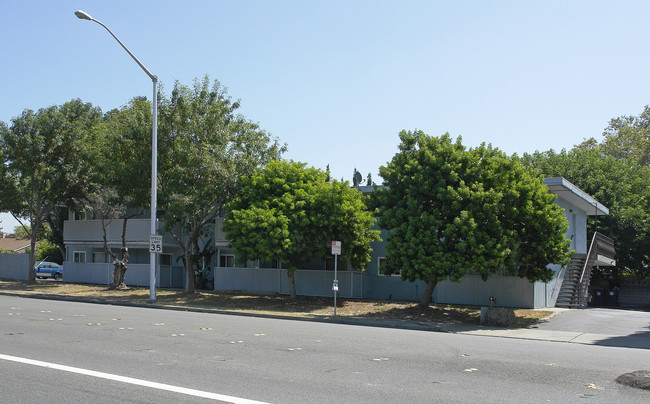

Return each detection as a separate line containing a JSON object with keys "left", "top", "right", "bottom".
{"left": 418, "top": 279, "right": 437, "bottom": 308}
{"left": 184, "top": 240, "right": 195, "bottom": 294}
{"left": 108, "top": 259, "right": 128, "bottom": 290}
{"left": 184, "top": 253, "right": 195, "bottom": 293}
{"left": 106, "top": 213, "right": 140, "bottom": 290}
{"left": 117, "top": 259, "right": 127, "bottom": 286}
{"left": 27, "top": 219, "right": 41, "bottom": 283}
{"left": 108, "top": 247, "right": 129, "bottom": 290}
{"left": 287, "top": 270, "right": 297, "bottom": 301}
{"left": 109, "top": 263, "right": 120, "bottom": 289}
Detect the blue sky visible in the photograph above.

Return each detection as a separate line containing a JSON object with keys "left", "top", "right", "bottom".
{"left": 2, "top": 0, "right": 650, "bottom": 232}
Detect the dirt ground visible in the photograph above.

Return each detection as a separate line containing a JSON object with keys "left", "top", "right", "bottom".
{"left": 0, "top": 280, "right": 551, "bottom": 328}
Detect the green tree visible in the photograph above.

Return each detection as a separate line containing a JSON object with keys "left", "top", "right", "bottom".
{"left": 223, "top": 160, "right": 380, "bottom": 300}
{"left": 158, "top": 76, "right": 285, "bottom": 294}
{"left": 35, "top": 239, "right": 61, "bottom": 264}
{"left": 577, "top": 105, "right": 650, "bottom": 165}
{"left": 86, "top": 97, "right": 153, "bottom": 289}
{"left": 0, "top": 99, "right": 102, "bottom": 281}
{"left": 14, "top": 224, "right": 49, "bottom": 241}
{"left": 372, "top": 131, "right": 572, "bottom": 307}
{"left": 0, "top": 121, "right": 9, "bottom": 213}
{"left": 14, "top": 218, "right": 64, "bottom": 264}
{"left": 523, "top": 148, "right": 650, "bottom": 278}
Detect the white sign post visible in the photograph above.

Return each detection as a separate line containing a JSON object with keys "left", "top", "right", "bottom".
{"left": 331, "top": 241, "right": 341, "bottom": 316}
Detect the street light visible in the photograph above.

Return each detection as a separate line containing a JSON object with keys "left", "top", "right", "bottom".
{"left": 75, "top": 10, "right": 158, "bottom": 302}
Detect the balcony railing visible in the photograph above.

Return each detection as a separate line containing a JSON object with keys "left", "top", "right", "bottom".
{"left": 64, "top": 219, "right": 152, "bottom": 244}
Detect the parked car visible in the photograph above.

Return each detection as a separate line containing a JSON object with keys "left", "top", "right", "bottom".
{"left": 35, "top": 261, "right": 63, "bottom": 280}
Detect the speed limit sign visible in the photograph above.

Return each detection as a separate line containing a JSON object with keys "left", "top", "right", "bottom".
{"left": 149, "top": 235, "right": 163, "bottom": 254}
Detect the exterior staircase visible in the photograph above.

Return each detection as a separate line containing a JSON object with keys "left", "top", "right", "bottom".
{"left": 555, "top": 232, "right": 616, "bottom": 309}
{"left": 555, "top": 254, "right": 588, "bottom": 308}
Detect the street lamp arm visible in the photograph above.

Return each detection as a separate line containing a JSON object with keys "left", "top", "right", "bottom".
{"left": 74, "top": 10, "right": 156, "bottom": 82}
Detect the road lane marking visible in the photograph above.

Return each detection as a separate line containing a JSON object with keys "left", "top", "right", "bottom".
{"left": 0, "top": 353, "right": 270, "bottom": 404}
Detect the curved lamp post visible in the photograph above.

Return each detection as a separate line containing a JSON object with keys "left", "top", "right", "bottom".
{"left": 75, "top": 10, "right": 158, "bottom": 302}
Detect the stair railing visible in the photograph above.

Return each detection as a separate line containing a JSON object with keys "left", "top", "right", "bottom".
{"left": 578, "top": 233, "right": 597, "bottom": 287}
{"left": 550, "top": 264, "right": 567, "bottom": 306}
{"left": 577, "top": 232, "right": 613, "bottom": 308}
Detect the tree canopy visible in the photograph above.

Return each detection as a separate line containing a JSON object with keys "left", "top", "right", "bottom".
{"left": 158, "top": 76, "right": 285, "bottom": 293}
{"left": 0, "top": 99, "right": 102, "bottom": 281}
{"left": 223, "top": 160, "right": 380, "bottom": 300}
{"left": 577, "top": 105, "right": 650, "bottom": 166}
{"left": 372, "top": 131, "right": 572, "bottom": 307}
{"left": 85, "top": 97, "right": 154, "bottom": 289}
{"left": 523, "top": 148, "right": 650, "bottom": 278}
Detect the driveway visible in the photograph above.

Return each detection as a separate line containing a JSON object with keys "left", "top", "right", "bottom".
{"left": 459, "top": 307, "right": 650, "bottom": 349}
{"left": 531, "top": 307, "right": 650, "bottom": 349}
{"left": 538, "top": 308, "right": 650, "bottom": 336}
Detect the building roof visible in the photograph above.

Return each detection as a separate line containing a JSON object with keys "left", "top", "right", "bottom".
{"left": 543, "top": 177, "right": 609, "bottom": 216}
{"left": 358, "top": 178, "right": 609, "bottom": 216}
{"left": 0, "top": 237, "right": 30, "bottom": 252}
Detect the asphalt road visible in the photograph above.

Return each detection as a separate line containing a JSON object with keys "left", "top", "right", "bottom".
{"left": 1, "top": 295, "right": 649, "bottom": 403}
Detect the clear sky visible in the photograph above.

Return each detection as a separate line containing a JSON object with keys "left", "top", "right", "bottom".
{"left": 2, "top": 0, "right": 650, "bottom": 232}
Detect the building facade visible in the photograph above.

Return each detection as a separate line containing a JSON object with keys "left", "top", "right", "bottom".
{"left": 62, "top": 177, "right": 611, "bottom": 308}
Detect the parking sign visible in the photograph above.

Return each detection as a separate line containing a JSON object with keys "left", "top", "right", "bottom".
{"left": 331, "top": 241, "right": 341, "bottom": 255}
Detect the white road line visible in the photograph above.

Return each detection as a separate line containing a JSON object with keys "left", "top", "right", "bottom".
{"left": 0, "top": 353, "right": 270, "bottom": 404}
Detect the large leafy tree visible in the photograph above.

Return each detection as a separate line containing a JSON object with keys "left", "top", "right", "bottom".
{"left": 158, "top": 76, "right": 285, "bottom": 294}
{"left": 0, "top": 122, "right": 9, "bottom": 213}
{"left": 223, "top": 160, "right": 380, "bottom": 300}
{"left": 372, "top": 131, "right": 572, "bottom": 307}
{"left": 0, "top": 99, "right": 102, "bottom": 281}
{"left": 523, "top": 148, "right": 650, "bottom": 278}
{"left": 86, "top": 98, "right": 153, "bottom": 289}
{"left": 577, "top": 105, "right": 650, "bottom": 165}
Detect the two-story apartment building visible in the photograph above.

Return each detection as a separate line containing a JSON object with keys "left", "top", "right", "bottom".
{"left": 62, "top": 177, "right": 614, "bottom": 308}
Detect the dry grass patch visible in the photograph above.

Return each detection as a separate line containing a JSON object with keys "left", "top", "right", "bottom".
{"left": 0, "top": 280, "right": 551, "bottom": 327}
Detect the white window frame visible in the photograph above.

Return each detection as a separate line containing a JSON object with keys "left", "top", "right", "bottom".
{"left": 73, "top": 251, "right": 86, "bottom": 263}
{"left": 220, "top": 254, "right": 235, "bottom": 268}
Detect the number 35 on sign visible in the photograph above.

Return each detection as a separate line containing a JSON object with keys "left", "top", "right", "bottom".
{"left": 149, "top": 235, "right": 163, "bottom": 254}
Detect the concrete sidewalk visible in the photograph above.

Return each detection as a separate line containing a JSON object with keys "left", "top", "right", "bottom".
{"left": 329, "top": 307, "right": 650, "bottom": 349}
{"left": 442, "top": 307, "right": 650, "bottom": 349}
{"left": 453, "top": 326, "right": 650, "bottom": 348}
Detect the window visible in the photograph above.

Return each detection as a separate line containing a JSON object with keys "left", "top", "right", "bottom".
{"left": 160, "top": 254, "right": 173, "bottom": 266}
{"left": 74, "top": 251, "right": 86, "bottom": 263}
{"left": 220, "top": 254, "right": 235, "bottom": 268}
{"left": 73, "top": 211, "right": 86, "bottom": 221}
{"left": 93, "top": 252, "right": 107, "bottom": 263}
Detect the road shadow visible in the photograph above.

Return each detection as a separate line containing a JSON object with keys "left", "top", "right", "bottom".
{"left": 592, "top": 328, "right": 650, "bottom": 350}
